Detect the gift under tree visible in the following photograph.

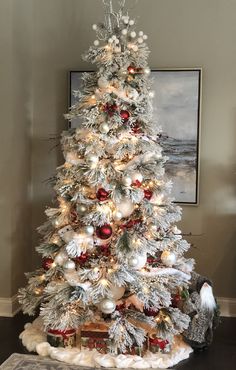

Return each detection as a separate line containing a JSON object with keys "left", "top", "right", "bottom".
{"left": 18, "top": 1, "right": 216, "bottom": 367}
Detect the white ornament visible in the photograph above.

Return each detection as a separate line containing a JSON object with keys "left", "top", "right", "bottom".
{"left": 161, "top": 250, "right": 177, "bottom": 267}
{"left": 76, "top": 204, "right": 87, "bottom": 215}
{"left": 113, "top": 210, "right": 123, "bottom": 221}
{"left": 139, "top": 31, "right": 144, "bottom": 36}
{"left": 115, "top": 39, "right": 119, "bottom": 45}
{"left": 123, "top": 16, "right": 129, "bottom": 24}
{"left": 128, "top": 252, "right": 147, "bottom": 270}
{"left": 110, "top": 285, "right": 125, "bottom": 300}
{"left": 82, "top": 225, "right": 94, "bottom": 236}
{"left": 97, "top": 77, "right": 109, "bottom": 89}
{"left": 116, "top": 197, "right": 135, "bottom": 217}
{"left": 149, "top": 90, "right": 155, "bottom": 98}
{"left": 94, "top": 40, "right": 99, "bottom": 46}
{"left": 129, "top": 20, "right": 135, "bottom": 26}
{"left": 111, "top": 35, "right": 116, "bottom": 40}
{"left": 128, "top": 88, "right": 139, "bottom": 100}
{"left": 58, "top": 225, "right": 74, "bottom": 243}
{"left": 108, "top": 38, "right": 113, "bottom": 44}
{"left": 100, "top": 298, "right": 116, "bottom": 314}
{"left": 54, "top": 251, "right": 68, "bottom": 266}
{"left": 99, "top": 123, "right": 110, "bottom": 134}
{"left": 87, "top": 154, "right": 99, "bottom": 167}
{"left": 143, "top": 34, "right": 148, "bottom": 40}
{"left": 122, "top": 29, "right": 128, "bottom": 35}
{"left": 137, "top": 37, "right": 143, "bottom": 44}
{"left": 130, "top": 31, "right": 136, "bottom": 38}
{"left": 131, "top": 172, "right": 143, "bottom": 183}
{"left": 92, "top": 24, "right": 97, "bottom": 30}
{"left": 132, "top": 45, "right": 138, "bottom": 52}
{"left": 122, "top": 176, "right": 132, "bottom": 187}
{"left": 149, "top": 223, "right": 157, "bottom": 233}
{"left": 63, "top": 259, "right": 76, "bottom": 270}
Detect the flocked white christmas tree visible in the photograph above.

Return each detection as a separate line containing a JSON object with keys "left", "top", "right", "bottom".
{"left": 19, "top": 0, "right": 196, "bottom": 364}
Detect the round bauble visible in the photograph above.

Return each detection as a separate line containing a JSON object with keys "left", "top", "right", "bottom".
{"left": 139, "top": 31, "right": 144, "bottom": 36}
{"left": 144, "top": 189, "right": 153, "bottom": 200}
{"left": 54, "top": 251, "right": 68, "bottom": 266}
{"left": 129, "top": 19, "right": 135, "bottom": 26}
{"left": 63, "top": 259, "right": 76, "bottom": 270}
{"left": 110, "top": 285, "right": 125, "bottom": 300}
{"left": 96, "top": 224, "right": 113, "bottom": 240}
{"left": 116, "top": 197, "right": 135, "bottom": 218}
{"left": 96, "top": 188, "right": 110, "bottom": 201}
{"left": 118, "top": 67, "right": 128, "bottom": 77}
{"left": 149, "top": 223, "right": 158, "bottom": 233}
{"left": 143, "top": 34, "right": 148, "bottom": 40}
{"left": 94, "top": 40, "right": 99, "bottom": 46}
{"left": 65, "top": 152, "right": 81, "bottom": 165}
{"left": 132, "top": 45, "right": 138, "bottom": 52}
{"left": 128, "top": 88, "right": 139, "bottom": 100}
{"left": 99, "top": 123, "right": 110, "bottom": 134}
{"left": 144, "top": 67, "right": 151, "bottom": 75}
{"left": 113, "top": 210, "right": 123, "bottom": 221}
{"left": 42, "top": 257, "right": 54, "bottom": 270}
{"left": 100, "top": 298, "right": 116, "bottom": 314}
{"left": 82, "top": 225, "right": 94, "bottom": 236}
{"left": 92, "top": 24, "right": 97, "bottom": 30}
{"left": 149, "top": 90, "right": 155, "bottom": 98}
{"left": 98, "top": 77, "right": 110, "bottom": 89}
{"left": 161, "top": 250, "right": 177, "bottom": 267}
{"left": 131, "top": 172, "right": 143, "bottom": 183}
{"left": 76, "top": 204, "right": 87, "bottom": 215}
{"left": 130, "top": 31, "right": 136, "bottom": 38}
{"left": 122, "top": 29, "right": 128, "bottom": 35}
{"left": 86, "top": 154, "right": 99, "bottom": 167}
{"left": 122, "top": 175, "right": 132, "bottom": 187}
{"left": 120, "top": 110, "right": 130, "bottom": 122}
{"left": 128, "top": 252, "right": 147, "bottom": 270}
{"left": 137, "top": 37, "right": 143, "bottom": 44}
{"left": 76, "top": 252, "right": 89, "bottom": 264}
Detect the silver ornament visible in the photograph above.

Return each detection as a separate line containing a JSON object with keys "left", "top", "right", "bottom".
{"left": 161, "top": 250, "right": 177, "bottom": 267}
{"left": 76, "top": 204, "right": 87, "bottom": 215}
{"left": 99, "top": 123, "right": 110, "bottom": 134}
{"left": 128, "top": 253, "right": 147, "bottom": 270}
{"left": 122, "top": 176, "right": 132, "bottom": 187}
{"left": 54, "top": 251, "right": 68, "bottom": 266}
{"left": 100, "top": 298, "right": 116, "bottom": 314}
{"left": 113, "top": 210, "right": 123, "bottom": 221}
{"left": 94, "top": 40, "right": 99, "bottom": 46}
{"left": 128, "top": 256, "right": 139, "bottom": 268}
{"left": 63, "top": 259, "right": 76, "bottom": 270}
{"left": 130, "top": 31, "right": 136, "bottom": 38}
{"left": 82, "top": 225, "right": 94, "bottom": 236}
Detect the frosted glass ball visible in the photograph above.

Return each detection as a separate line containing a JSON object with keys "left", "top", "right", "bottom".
{"left": 99, "top": 123, "right": 110, "bottom": 134}
{"left": 82, "top": 225, "right": 94, "bottom": 236}
{"left": 161, "top": 250, "right": 177, "bottom": 267}
{"left": 110, "top": 285, "right": 125, "bottom": 300}
{"left": 98, "top": 77, "right": 109, "bottom": 89}
{"left": 113, "top": 210, "right": 123, "bottom": 221}
{"left": 128, "top": 252, "right": 147, "bottom": 270}
{"left": 122, "top": 176, "right": 132, "bottom": 187}
{"left": 63, "top": 259, "right": 76, "bottom": 270}
{"left": 100, "top": 298, "right": 116, "bottom": 314}
{"left": 116, "top": 197, "right": 135, "bottom": 218}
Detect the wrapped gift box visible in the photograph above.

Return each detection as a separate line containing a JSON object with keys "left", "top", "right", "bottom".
{"left": 79, "top": 322, "right": 111, "bottom": 354}
{"left": 47, "top": 328, "right": 76, "bottom": 348}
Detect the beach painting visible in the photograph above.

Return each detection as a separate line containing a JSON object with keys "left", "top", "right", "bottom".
{"left": 69, "top": 69, "right": 201, "bottom": 204}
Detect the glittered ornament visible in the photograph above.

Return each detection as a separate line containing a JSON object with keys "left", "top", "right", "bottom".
{"left": 42, "top": 257, "right": 54, "bottom": 270}
{"left": 161, "top": 250, "right": 177, "bottom": 267}
{"left": 144, "top": 189, "right": 153, "bottom": 200}
{"left": 96, "top": 224, "right": 113, "bottom": 240}
{"left": 100, "top": 298, "right": 116, "bottom": 314}
{"left": 120, "top": 110, "right": 130, "bottom": 122}
{"left": 96, "top": 188, "right": 110, "bottom": 201}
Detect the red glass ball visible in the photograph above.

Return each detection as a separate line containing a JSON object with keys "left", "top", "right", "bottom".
{"left": 96, "top": 224, "right": 113, "bottom": 240}
{"left": 42, "top": 257, "right": 54, "bottom": 270}
{"left": 172, "top": 294, "right": 181, "bottom": 308}
{"left": 78, "top": 253, "right": 88, "bottom": 263}
{"left": 120, "top": 110, "right": 130, "bottom": 122}
{"left": 96, "top": 188, "right": 110, "bottom": 201}
{"left": 100, "top": 243, "right": 110, "bottom": 251}
{"left": 144, "top": 189, "right": 153, "bottom": 200}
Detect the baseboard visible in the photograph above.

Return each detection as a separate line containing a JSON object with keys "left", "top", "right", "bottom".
{"left": 217, "top": 297, "right": 236, "bottom": 317}
{"left": 0, "top": 295, "right": 21, "bottom": 317}
{"left": 0, "top": 295, "right": 235, "bottom": 318}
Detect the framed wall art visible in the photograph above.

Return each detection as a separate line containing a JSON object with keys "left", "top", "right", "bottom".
{"left": 68, "top": 69, "right": 202, "bottom": 204}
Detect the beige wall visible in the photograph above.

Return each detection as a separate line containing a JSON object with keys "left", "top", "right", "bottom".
{"left": 1, "top": 0, "right": 235, "bottom": 299}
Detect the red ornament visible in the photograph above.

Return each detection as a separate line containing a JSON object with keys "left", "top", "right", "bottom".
{"left": 42, "top": 257, "right": 54, "bottom": 270}
{"left": 127, "top": 65, "right": 136, "bottom": 74}
{"left": 96, "top": 224, "right": 113, "bottom": 240}
{"left": 100, "top": 243, "right": 110, "bottom": 251}
{"left": 96, "top": 188, "right": 110, "bottom": 201}
{"left": 132, "top": 180, "right": 142, "bottom": 187}
{"left": 131, "top": 122, "right": 142, "bottom": 134}
{"left": 172, "top": 293, "right": 181, "bottom": 308}
{"left": 120, "top": 110, "right": 130, "bottom": 122}
{"left": 144, "top": 307, "right": 159, "bottom": 317}
{"left": 144, "top": 189, "right": 153, "bottom": 200}
{"left": 121, "top": 218, "right": 142, "bottom": 230}
{"left": 104, "top": 103, "right": 118, "bottom": 116}
{"left": 149, "top": 337, "right": 168, "bottom": 351}
{"left": 76, "top": 252, "right": 89, "bottom": 264}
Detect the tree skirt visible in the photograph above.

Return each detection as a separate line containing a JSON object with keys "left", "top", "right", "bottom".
{"left": 19, "top": 318, "right": 193, "bottom": 369}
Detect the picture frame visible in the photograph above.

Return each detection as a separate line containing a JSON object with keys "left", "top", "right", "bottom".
{"left": 68, "top": 68, "right": 202, "bottom": 205}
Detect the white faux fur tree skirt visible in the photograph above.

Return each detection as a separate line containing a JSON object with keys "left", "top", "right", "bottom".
{"left": 20, "top": 318, "right": 193, "bottom": 369}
